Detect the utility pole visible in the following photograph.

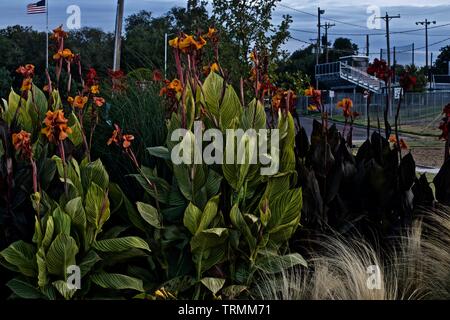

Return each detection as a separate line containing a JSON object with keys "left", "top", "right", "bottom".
{"left": 366, "top": 34, "right": 370, "bottom": 57}
{"left": 323, "top": 22, "right": 335, "bottom": 63}
{"left": 416, "top": 19, "right": 436, "bottom": 88}
{"left": 316, "top": 7, "right": 325, "bottom": 89}
{"left": 376, "top": 12, "right": 400, "bottom": 120}
{"left": 113, "top": 0, "right": 125, "bottom": 71}
{"left": 376, "top": 13, "right": 400, "bottom": 72}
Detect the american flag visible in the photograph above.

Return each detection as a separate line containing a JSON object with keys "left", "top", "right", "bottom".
{"left": 27, "top": 0, "right": 46, "bottom": 15}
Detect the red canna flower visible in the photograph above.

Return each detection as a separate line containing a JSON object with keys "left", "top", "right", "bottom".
{"left": 399, "top": 72, "right": 417, "bottom": 92}
{"left": 16, "top": 64, "right": 35, "bottom": 78}
{"left": 152, "top": 70, "right": 163, "bottom": 82}
{"left": 367, "top": 59, "right": 393, "bottom": 82}
{"left": 108, "top": 69, "right": 127, "bottom": 92}
{"left": 93, "top": 97, "right": 106, "bottom": 107}
{"left": 85, "top": 68, "right": 98, "bottom": 87}
{"left": 443, "top": 103, "right": 450, "bottom": 117}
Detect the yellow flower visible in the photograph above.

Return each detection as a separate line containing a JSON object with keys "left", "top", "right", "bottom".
{"left": 211, "top": 63, "right": 220, "bottom": 73}
{"left": 169, "top": 37, "right": 179, "bottom": 48}
{"left": 206, "top": 27, "right": 217, "bottom": 39}
{"left": 21, "top": 78, "right": 32, "bottom": 91}
{"left": 194, "top": 36, "right": 207, "bottom": 50}
{"left": 172, "top": 34, "right": 207, "bottom": 53}
{"left": 168, "top": 79, "right": 183, "bottom": 93}
{"left": 91, "top": 85, "right": 100, "bottom": 94}
{"left": 307, "top": 105, "right": 318, "bottom": 112}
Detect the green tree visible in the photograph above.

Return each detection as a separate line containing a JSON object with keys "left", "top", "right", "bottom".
{"left": 434, "top": 45, "right": 450, "bottom": 75}
{"left": 66, "top": 27, "right": 115, "bottom": 76}
{"left": 212, "top": 0, "right": 291, "bottom": 63}
{"left": 327, "top": 37, "right": 359, "bottom": 62}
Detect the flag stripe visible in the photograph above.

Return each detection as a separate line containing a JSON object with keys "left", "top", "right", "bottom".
{"left": 27, "top": 1, "right": 46, "bottom": 14}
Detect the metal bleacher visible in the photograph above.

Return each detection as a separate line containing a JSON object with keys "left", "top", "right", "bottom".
{"left": 315, "top": 58, "right": 385, "bottom": 93}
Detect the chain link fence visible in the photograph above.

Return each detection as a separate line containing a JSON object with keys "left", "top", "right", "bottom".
{"left": 299, "top": 91, "right": 450, "bottom": 127}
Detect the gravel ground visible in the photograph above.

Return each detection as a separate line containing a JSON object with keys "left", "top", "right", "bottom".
{"left": 409, "top": 147, "right": 445, "bottom": 168}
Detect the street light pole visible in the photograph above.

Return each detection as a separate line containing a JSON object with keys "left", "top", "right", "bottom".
{"left": 113, "top": 0, "right": 125, "bottom": 71}
{"left": 164, "top": 32, "right": 168, "bottom": 79}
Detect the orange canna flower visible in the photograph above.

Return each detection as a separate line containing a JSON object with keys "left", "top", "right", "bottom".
{"left": 389, "top": 135, "right": 408, "bottom": 150}
{"left": 337, "top": 98, "right": 353, "bottom": 118}
{"left": 91, "top": 85, "right": 100, "bottom": 94}
{"left": 169, "top": 37, "right": 179, "bottom": 48}
{"left": 51, "top": 25, "right": 68, "bottom": 40}
{"left": 400, "top": 139, "right": 408, "bottom": 150}
{"left": 389, "top": 134, "right": 397, "bottom": 144}
{"left": 70, "top": 95, "right": 88, "bottom": 109}
{"left": 203, "top": 63, "right": 220, "bottom": 75}
{"left": 271, "top": 89, "right": 283, "bottom": 111}
{"left": 107, "top": 124, "right": 121, "bottom": 146}
{"left": 12, "top": 130, "right": 33, "bottom": 159}
{"left": 53, "top": 48, "right": 75, "bottom": 60}
{"left": 178, "top": 35, "right": 196, "bottom": 52}
{"left": 210, "top": 63, "right": 220, "bottom": 73}
{"left": 41, "top": 110, "right": 72, "bottom": 142}
{"left": 21, "top": 78, "right": 33, "bottom": 91}
{"left": 304, "top": 86, "right": 322, "bottom": 108}
{"left": 205, "top": 27, "right": 217, "bottom": 39}
{"left": 107, "top": 124, "right": 134, "bottom": 149}
{"left": 122, "top": 135, "right": 134, "bottom": 149}
{"left": 304, "top": 86, "right": 314, "bottom": 96}
{"left": 93, "top": 97, "right": 105, "bottom": 107}
{"left": 194, "top": 36, "right": 207, "bottom": 50}
{"left": 171, "top": 34, "right": 207, "bottom": 53}
{"left": 168, "top": 79, "right": 182, "bottom": 93}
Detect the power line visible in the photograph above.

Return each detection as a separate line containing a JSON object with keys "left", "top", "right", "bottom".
{"left": 290, "top": 27, "right": 450, "bottom": 37}
{"left": 279, "top": 3, "right": 369, "bottom": 29}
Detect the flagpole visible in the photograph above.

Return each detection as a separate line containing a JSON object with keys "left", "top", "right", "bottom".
{"left": 45, "top": 0, "right": 49, "bottom": 70}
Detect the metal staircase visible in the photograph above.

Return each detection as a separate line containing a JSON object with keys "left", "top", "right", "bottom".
{"left": 315, "top": 62, "right": 385, "bottom": 93}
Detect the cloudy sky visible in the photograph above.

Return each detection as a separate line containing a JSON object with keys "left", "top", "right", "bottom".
{"left": 1, "top": 0, "right": 449, "bottom": 66}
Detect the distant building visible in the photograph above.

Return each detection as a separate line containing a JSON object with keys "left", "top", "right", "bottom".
{"left": 432, "top": 75, "right": 450, "bottom": 91}
{"left": 315, "top": 55, "right": 384, "bottom": 94}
